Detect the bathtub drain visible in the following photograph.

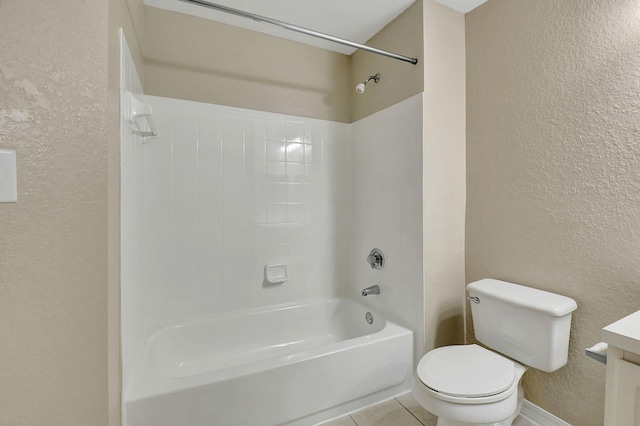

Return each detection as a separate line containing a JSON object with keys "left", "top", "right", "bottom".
{"left": 366, "top": 312, "right": 374, "bottom": 325}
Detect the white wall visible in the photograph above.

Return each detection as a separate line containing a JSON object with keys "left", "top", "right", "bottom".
{"left": 121, "top": 95, "right": 352, "bottom": 357}
{"left": 140, "top": 97, "right": 351, "bottom": 323}
{"left": 348, "top": 93, "right": 425, "bottom": 364}
{"left": 122, "top": 76, "right": 426, "bottom": 393}
{"left": 120, "top": 31, "right": 146, "bottom": 393}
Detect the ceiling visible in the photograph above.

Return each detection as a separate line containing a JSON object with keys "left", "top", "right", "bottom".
{"left": 144, "top": 0, "right": 487, "bottom": 55}
{"left": 434, "top": 0, "right": 488, "bottom": 14}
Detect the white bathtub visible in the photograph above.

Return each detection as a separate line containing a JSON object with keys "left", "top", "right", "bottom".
{"left": 126, "top": 298, "right": 413, "bottom": 426}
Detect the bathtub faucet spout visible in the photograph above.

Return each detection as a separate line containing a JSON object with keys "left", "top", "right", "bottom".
{"left": 361, "top": 285, "right": 380, "bottom": 296}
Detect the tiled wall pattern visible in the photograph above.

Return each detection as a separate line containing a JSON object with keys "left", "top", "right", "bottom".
{"left": 138, "top": 96, "right": 351, "bottom": 324}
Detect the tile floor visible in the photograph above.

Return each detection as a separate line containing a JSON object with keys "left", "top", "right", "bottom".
{"left": 319, "top": 394, "right": 437, "bottom": 426}
{"left": 319, "top": 393, "right": 536, "bottom": 426}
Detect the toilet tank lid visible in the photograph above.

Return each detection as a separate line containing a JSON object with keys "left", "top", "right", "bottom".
{"left": 467, "top": 279, "right": 577, "bottom": 317}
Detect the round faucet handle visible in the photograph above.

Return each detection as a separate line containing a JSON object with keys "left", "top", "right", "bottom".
{"left": 366, "top": 249, "right": 384, "bottom": 269}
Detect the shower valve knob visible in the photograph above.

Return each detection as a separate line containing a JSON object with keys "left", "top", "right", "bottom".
{"left": 367, "top": 249, "right": 384, "bottom": 269}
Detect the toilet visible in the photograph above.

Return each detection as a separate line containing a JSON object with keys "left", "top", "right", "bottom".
{"left": 412, "top": 279, "right": 577, "bottom": 426}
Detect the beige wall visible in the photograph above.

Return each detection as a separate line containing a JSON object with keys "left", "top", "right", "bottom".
{"left": 466, "top": 0, "right": 640, "bottom": 424}
{"left": 350, "top": 1, "right": 424, "bottom": 122}
{"left": 0, "top": 1, "right": 111, "bottom": 425}
{"left": 144, "top": 1, "right": 424, "bottom": 124}
{"left": 143, "top": 6, "right": 351, "bottom": 123}
{"left": 422, "top": 0, "right": 466, "bottom": 352}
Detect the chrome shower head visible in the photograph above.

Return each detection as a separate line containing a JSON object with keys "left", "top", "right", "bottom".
{"left": 355, "top": 73, "right": 381, "bottom": 94}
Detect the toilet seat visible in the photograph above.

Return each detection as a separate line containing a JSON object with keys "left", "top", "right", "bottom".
{"left": 416, "top": 344, "right": 516, "bottom": 399}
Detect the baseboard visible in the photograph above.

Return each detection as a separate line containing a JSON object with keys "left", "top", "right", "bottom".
{"left": 520, "top": 399, "right": 571, "bottom": 426}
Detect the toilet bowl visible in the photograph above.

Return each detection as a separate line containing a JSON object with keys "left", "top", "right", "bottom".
{"left": 412, "top": 344, "right": 528, "bottom": 426}
{"left": 411, "top": 279, "right": 577, "bottom": 426}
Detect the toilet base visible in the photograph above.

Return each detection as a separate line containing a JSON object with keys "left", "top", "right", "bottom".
{"left": 412, "top": 362, "right": 527, "bottom": 426}
{"left": 433, "top": 386, "right": 524, "bottom": 426}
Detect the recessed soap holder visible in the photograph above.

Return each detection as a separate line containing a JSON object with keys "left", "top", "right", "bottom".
{"left": 265, "top": 264, "right": 288, "bottom": 284}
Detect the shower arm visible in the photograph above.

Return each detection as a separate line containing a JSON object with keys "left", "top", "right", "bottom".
{"left": 177, "top": 0, "right": 419, "bottom": 65}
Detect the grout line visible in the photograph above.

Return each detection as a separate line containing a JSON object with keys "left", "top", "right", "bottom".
{"left": 325, "top": 397, "right": 432, "bottom": 426}
{"left": 395, "top": 398, "right": 427, "bottom": 426}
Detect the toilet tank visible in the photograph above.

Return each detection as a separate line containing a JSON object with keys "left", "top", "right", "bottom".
{"left": 467, "top": 279, "right": 577, "bottom": 372}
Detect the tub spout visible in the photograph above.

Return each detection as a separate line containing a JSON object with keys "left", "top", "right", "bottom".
{"left": 361, "top": 285, "right": 380, "bottom": 296}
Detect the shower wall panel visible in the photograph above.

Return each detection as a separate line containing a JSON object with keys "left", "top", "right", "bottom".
{"left": 135, "top": 97, "right": 351, "bottom": 325}
{"left": 348, "top": 93, "right": 424, "bottom": 366}
{"left": 121, "top": 31, "right": 146, "bottom": 392}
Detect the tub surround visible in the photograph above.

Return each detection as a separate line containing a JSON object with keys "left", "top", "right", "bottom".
{"left": 131, "top": 96, "right": 351, "bottom": 317}
{"left": 120, "top": 82, "right": 425, "bottom": 426}
{"left": 349, "top": 93, "right": 424, "bottom": 364}
{"left": 120, "top": 30, "right": 146, "bottom": 394}
{"left": 120, "top": 91, "right": 353, "bottom": 391}
{"left": 120, "top": 93, "right": 426, "bottom": 421}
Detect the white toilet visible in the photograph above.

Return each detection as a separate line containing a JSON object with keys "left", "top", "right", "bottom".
{"left": 412, "top": 279, "right": 577, "bottom": 426}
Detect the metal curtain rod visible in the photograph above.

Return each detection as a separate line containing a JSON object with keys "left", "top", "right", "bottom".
{"left": 177, "top": 0, "right": 419, "bottom": 65}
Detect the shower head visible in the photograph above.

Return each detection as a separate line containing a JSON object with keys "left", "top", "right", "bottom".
{"left": 355, "top": 73, "right": 381, "bottom": 94}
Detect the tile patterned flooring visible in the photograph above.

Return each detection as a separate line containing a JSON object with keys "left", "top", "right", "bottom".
{"left": 319, "top": 393, "right": 536, "bottom": 426}
{"left": 319, "top": 394, "right": 437, "bottom": 426}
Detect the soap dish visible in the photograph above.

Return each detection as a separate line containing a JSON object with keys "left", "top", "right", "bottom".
{"left": 265, "top": 264, "right": 288, "bottom": 284}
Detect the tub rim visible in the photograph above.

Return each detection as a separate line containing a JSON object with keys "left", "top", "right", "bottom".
{"left": 126, "top": 297, "right": 412, "bottom": 402}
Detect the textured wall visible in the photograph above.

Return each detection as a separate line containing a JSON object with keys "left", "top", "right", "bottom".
{"left": 350, "top": 0, "right": 424, "bottom": 122}
{"left": 466, "top": 0, "right": 640, "bottom": 424}
{"left": 143, "top": 6, "right": 351, "bottom": 123}
{"left": 0, "top": 1, "right": 110, "bottom": 425}
{"left": 423, "top": 0, "right": 467, "bottom": 352}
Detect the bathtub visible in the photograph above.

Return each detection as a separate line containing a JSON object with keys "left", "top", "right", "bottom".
{"left": 126, "top": 298, "right": 413, "bottom": 426}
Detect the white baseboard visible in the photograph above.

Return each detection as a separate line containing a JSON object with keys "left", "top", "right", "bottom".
{"left": 520, "top": 399, "right": 571, "bottom": 426}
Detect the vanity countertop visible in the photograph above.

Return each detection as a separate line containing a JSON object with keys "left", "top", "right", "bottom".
{"left": 603, "top": 310, "right": 640, "bottom": 354}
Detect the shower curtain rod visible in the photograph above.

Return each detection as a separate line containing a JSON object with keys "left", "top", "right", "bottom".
{"left": 177, "top": 0, "right": 419, "bottom": 65}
